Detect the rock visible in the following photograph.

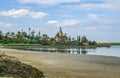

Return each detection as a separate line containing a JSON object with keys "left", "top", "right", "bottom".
{"left": 0, "top": 54, "right": 44, "bottom": 78}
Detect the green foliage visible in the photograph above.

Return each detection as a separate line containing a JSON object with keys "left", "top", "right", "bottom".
{"left": 0, "top": 43, "right": 3, "bottom": 46}
{"left": 97, "top": 43, "right": 111, "bottom": 47}
{"left": 97, "top": 42, "right": 120, "bottom": 46}
{"left": 110, "top": 43, "right": 120, "bottom": 46}
{"left": 0, "top": 28, "right": 98, "bottom": 46}
{"left": 89, "top": 41, "right": 97, "bottom": 45}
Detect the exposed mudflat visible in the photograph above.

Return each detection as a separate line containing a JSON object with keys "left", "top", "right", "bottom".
{"left": 1, "top": 49, "right": 120, "bottom": 78}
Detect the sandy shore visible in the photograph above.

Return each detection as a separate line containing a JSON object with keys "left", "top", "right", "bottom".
{"left": 1, "top": 48, "right": 120, "bottom": 78}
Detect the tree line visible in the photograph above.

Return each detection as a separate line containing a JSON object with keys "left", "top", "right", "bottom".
{"left": 0, "top": 28, "right": 97, "bottom": 46}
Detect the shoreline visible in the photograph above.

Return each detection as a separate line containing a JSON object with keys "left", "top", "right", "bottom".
{"left": 1, "top": 44, "right": 111, "bottom": 49}
{"left": 1, "top": 48, "right": 120, "bottom": 78}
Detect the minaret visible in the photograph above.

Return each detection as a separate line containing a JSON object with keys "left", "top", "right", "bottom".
{"left": 59, "top": 26, "right": 62, "bottom": 32}
{"left": 59, "top": 26, "right": 63, "bottom": 35}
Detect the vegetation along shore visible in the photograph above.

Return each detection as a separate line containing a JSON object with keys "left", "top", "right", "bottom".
{"left": 0, "top": 27, "right": 112, "bottom": 48}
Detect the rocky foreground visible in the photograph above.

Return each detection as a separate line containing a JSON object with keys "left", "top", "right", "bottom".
{"left": 0, "top": 54, "right": 44, "bottom": 78}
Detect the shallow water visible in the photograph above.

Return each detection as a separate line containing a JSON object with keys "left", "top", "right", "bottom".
{"left": 87, "top": 46, "right": 120, "bottom": 57}
{"left": 28, "top": 46, "right": 120, "bottom": 57}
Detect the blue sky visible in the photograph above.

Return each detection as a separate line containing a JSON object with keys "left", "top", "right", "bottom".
{"left": 0, "top": 0, "right": 120, "bottom": 42}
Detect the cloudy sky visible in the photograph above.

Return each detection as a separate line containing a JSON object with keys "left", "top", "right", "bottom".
{"left": 0, "top": 0, "right": 120, "bottom": 42}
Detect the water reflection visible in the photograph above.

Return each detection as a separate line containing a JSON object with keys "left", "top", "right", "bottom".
{"left": 26, "top": 46, "right": 120, "bottom": 57}
{"left": 30, "top": 48, "right": 92, "bottom": 54}
{"left": 81, "top": 49, "right": 87, "bottom": 54}
{"left": 69, "top": 48, "right": 88, "bottom": 54}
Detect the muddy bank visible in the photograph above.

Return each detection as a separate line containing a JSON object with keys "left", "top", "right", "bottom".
{"left": 1, "top": 49, "right": 120, "bottom": 78}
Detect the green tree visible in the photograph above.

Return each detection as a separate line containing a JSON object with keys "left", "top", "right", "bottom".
{"left": 31, "top": 30, "right": 35, "bottom": 38}
{"left": 81, "top": 35, "right": 88, "bottom": 43}
{"left": 38, "top": 31, "right": 41, "bottom": 37}
{"left": 77, "top": 35, "right": 81, "bottom": 42}
{"left": 28, "top": 28, "right": 31, "bottom": 37}
{"left": 0, "top": 31, "right": 3, "bottom": 42}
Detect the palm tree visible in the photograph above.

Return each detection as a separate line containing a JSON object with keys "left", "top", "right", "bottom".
{"left": 28, "top": 28, "right": 31, "bottom": 37}
{"left": 11, "top": 32, "right": 15, "bottom": 36}
{"left": 6, "top": 32, "right": 10, "bottom": 36}
{"left": 16, "top": 31, "right": 22, "bottom": 38}
{"left": 38, "top": 31, "right": 41, "bottom": 37}
{"left": 31, "top": 30, "right": 35, "bottom": 37}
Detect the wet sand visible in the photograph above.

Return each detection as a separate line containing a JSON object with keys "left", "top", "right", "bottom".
{"left": 1, "top": 48, "right": 120, "bottom": 78}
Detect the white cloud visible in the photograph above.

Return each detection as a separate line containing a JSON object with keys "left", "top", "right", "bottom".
{"left": 81, "top": 0, "right": 120, "bottom": 11}
{"left": 19, "top": 0, "right": 81, "bottom": 5}
{"left": 86, "top": 13, "right": 113, "bottom": 25}
{"left": 0, "top": 22, "right": 15, "bottom": 27}
{"left": 0, "top": 9, "right": 48, "bottom": 19}
{"left": 62, "top": 19, "right": 80, "bottom": 26}
{"left": 60, "top": 0, "right": 120, "bottom": 11}
{"left": 61, "top": 3, "right": 110, "bottom": 11}
{"left": 47, "top": 20, "right": 58, "bottom": 24}
{"left": 47, "top": 19, "right": 80, "bottom": 26}
{"left": 104, "top": 0, "right": 120, "bottom": 10}
{"left": 80, "top": 3, "right": 109, "bottom": 10}
{"left": 28, "top": 11, "right": 48, "bottom": 19}
{"left": 88, "top": 14, "right": 100, "bottom": 20}
{"left": 85, "top": 25, "right": 110, "bottom": 31}
{"left": 0, "top": 9, "right": 28, "bottom": 18}
{"left": 104, "top": 0, "right": 120, "bottom": 5}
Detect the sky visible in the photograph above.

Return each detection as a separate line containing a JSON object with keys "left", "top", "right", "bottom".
{"left": 0, "top": 0, "right": 120, "bottom": 42}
